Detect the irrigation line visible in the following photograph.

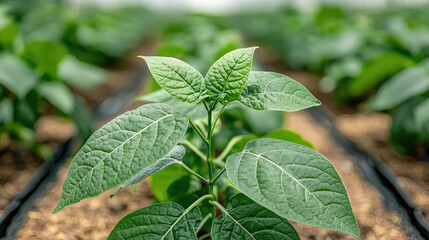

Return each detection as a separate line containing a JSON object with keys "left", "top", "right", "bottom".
{"left": 0, "top": 65, "right": 148, "bottom": 240}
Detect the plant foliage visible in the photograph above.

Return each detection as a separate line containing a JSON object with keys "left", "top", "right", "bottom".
{"left": 55, "top": 48, "right": 359, "bottom": 239}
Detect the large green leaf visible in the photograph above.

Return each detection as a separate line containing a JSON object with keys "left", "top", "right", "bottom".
{"left": 226, "top": 139, "right": 359, "bottom": 238}
{"left": 141, "top": 56, "right": 205, "bottom": 104}
{"left": 239, "top": 71, "right": 321, "bottom": 111}
{"left": 108, "top": 202, "right": 200, "bottom": 240}
{"left": 111, "top": 145, "right": 186, "bottom": 197}
{"left": 137, "top": 90, "right": 206, "bottom": 120}
{"left": 53, "top": 103, "right": 188, "bottom": 213}
{"left": 212, "top": 194, "right": 300, "bottom": 240}
{"left": 366, "top": 61, "right": 429, "bottom": 111}
{"left": 205, "top": 47, "right": 257, "bottom": 105}
{"left": 37, "top": 81, "right": 75, "bottom": 114}
{"left": 0, "top": 53, "right": 39, "bottom": 99}
{"left": 347, "top": 52, "right": 414, "bottom": 97}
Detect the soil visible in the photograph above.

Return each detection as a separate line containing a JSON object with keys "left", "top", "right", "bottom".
{"left": 14, "top": 109, "right": 411, "bottom": 239}
{"left": 0, "top": 148, "right": 41, "bottom": 215}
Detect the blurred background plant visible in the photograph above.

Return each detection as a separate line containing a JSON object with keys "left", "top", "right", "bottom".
{"left": 0, "top": 0, "right": 156, "bottom": 158}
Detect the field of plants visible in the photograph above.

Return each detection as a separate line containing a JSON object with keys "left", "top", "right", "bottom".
{"left": 1, "top": 1, "right": 429, "bottom": 240}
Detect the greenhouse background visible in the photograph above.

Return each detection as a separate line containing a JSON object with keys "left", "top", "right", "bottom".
{"left": 1, "top": 0, "right": 429, "bottom": 239}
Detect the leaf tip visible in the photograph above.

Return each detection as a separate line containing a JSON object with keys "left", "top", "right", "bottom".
{"left": 52, "top": 204, "right": 63, "bottom": 214}
{"left": 314, "top": 99, "right": 322, "bottom": 106}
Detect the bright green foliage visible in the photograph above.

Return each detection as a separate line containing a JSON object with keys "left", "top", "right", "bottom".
{"left": 239, "top": 71, "right": 321, "bottom": 111}
{"left": 204, "top": 47, "right": 257, "bottom": 105}
{"left": 37, "top": 81, "right": 75, "bottom": 114}
{"left": 226, "top": 139, "right": 359, "bottom": 238}
{"left": 56, "top": 48, "right": 358, "bottom": 239}
{"left": 22, "top": 41, "right": 69, "bottom": 77}
{"left": 367, "top": 61, "right": 429, "bottom": 111}
{"left": 53, "top": 103, "right": 188, "bottom": 213}
{"left": 141, "top": 56, "right": 205, "bottom": 104}
{"left": 211, "top": 194, "right": 300, "bottom": 240}
{"left": 347, "top": 52, "right": 414, "bottom": 97}
{"left": 59, "top": 55, "right": 107, "bottom": 91}
{"left": 108, "top": 202, "right": 200, "bottom": 240}
{"left": 0, "top": 53, "right": 39, "bottom": 99}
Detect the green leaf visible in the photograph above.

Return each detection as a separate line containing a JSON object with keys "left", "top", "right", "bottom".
{"left": 108, "top": 202, "right": 200, "bottom": 240}
{"left": 366, "top": 61, "right": 429, "bottom": 111}
{"left": 111, "top": 145, "right": 186, "bottom": 197}
{"left": 150, "top": 164, "right": 186, "bottom": 202}
{"left": 212, "top": 194, "right": 300, "bottom": 240}
{"left": 0, "top": 21, "right": 18, "bottom": 49}
{"left": 59, "top": 55, "right": 107, "bottom": 91}
{"left": 72, "top": 97, "right": 93, "bottom": 141}
{"left": 37, "top": 81, "right": 75, "bottom": 114}
{"left": 347, "top": 52, "right": 414, "bottom": 97}
{"left": 0, "top": 98, "right": 13, "bottom": 124}
{"left": 0, "top": 53, "right": 39, "bottom": 99}
{"left": 53, "top": 103, "right": 188, "bottom": 213}
{"left": 226, "top": 138, "right": 359, "bottom": 238}
{"left": 415, "top": 98, "right": 429, "bottom": 133}
{"left": 239, "top": 71, "right": 321, "bottom": 111}
{"left": 140, "top": 56, "right": 205, "bottom": 104}
{"left": 22, "top": 41, "right": 69, "bottom": 77}
{"left": 242, "top": 108, "right": 284, "bottom": 136}
{"left": 205, "top": 47, "right": 257, "bottom": 105}
{"left": 390, "top": 97, "right": 423, "bottom": 155}
{"left": 138, "top": 90, "right": 206, "bottom": 120}
{"left": 264, "top": 129, "right": 315, "bottom": 149}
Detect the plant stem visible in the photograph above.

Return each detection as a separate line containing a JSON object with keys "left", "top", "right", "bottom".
{"left": 209, "top": 200, "right": 228, "bottom": 215}
{"left": 206, "top": 108, "right": 216, "bottom": 219}
{"left": 188, "top": 116, "right": 209, "bottom": 145}
{"left": 215, "top": 135, "right": 246, "bottom": 161}
{"left": 211, "top": 168, "right": 226, "bottom": 184}
{"left": 198, "top": 232, "right": 211, "bottom": 240}
{"left": 188, "top": 194, "right": 213, "bottom": 211}
{"left": 179, "top": 163, "right": 209, "bottom": 184}
{"left": 211, "top": 104, "right": 226, "bottom": 133}
{"left": 196, "top": 213, "right": 212, "bottom": 234}
{"left": 180, "top": 140, "right": 206, "bottom": 161}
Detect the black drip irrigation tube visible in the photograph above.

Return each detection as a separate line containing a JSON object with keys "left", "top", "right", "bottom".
{"left": 0, "top": 66, "right": 147, "bottom": 240}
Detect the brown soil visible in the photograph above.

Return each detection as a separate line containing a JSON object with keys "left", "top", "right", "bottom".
{"left": 15, "top": 167, "right": 154, "bottom": 240}
{"left": 0, "top": 148, "right": 41, "bottom": 215}
{"left": 14, "top": 109, "right": 410, "bottom": 240}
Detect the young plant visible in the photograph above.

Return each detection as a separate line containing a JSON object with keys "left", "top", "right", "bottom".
{"left": 54, "top": 47, "right": 359, "bottom": 239}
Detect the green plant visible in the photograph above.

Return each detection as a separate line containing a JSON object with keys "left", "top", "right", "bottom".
{"left": 54, "top": 47, "right": 359, "bottom": 239}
